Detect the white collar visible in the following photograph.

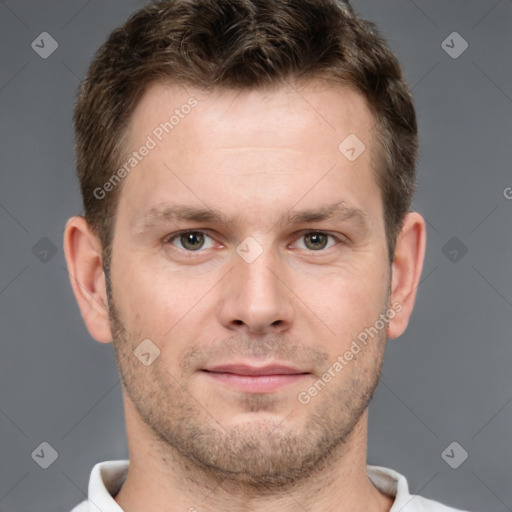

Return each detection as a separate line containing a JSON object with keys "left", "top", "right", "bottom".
{"left": 73, "top": 460, "right": 466, "bottom": 512}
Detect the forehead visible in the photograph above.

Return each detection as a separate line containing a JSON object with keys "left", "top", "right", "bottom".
{"left": 127, "top": 80, "right": 377, "bottom": 156}
{"left": 116, "top": 80, "right": 382, "bottom": 231}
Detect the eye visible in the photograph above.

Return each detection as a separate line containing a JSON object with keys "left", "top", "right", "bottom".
{"left": 293, "top": 231, "right": 338, "bottom": 251}
{"left": 165, "top": 230, "right": 216, "bottom": 251}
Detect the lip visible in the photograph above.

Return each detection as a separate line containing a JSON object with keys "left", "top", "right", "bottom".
{"left": 201, "top": 364, "right": 310, "bottom": 393}
{"left": 204, "top": 364, "right": 307, "bottom": 376}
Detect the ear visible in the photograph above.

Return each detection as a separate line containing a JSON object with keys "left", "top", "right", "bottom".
{"left": 63, "top": 216, "right": 113, "bottom": 343}
{"left": 387, "top": 211, "right": 426, "bottom": 339}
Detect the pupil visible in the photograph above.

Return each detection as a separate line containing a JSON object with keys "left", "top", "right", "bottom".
{"left": 181, "top": 232, "right": 204, "bottom": 250}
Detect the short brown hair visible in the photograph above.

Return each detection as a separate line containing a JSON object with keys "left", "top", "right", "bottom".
{"left": 74, "top": 0, "right": 417, "bottom": 263}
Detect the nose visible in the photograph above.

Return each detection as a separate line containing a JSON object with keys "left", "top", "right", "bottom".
{"left": 217, "top": 245, "right": 295, "bottom": 334}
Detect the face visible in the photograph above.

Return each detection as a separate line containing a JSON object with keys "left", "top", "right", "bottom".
{"left": 107, "top": 81, "right": 392, "bottom": 489}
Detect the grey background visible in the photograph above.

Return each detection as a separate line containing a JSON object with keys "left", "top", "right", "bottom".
{"left": 1, "top": 0, "right": 511, "bottom": 510}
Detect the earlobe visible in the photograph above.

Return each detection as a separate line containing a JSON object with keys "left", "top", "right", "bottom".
{"left": 387, "top": 211, "right": 427, "bottom": 339}
{"left": 63, "top": 216, "right": 113, "bottom": 343}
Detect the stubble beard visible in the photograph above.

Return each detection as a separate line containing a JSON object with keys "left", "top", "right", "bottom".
{"left": 106, "top": 275, "right": 388, "bottom": 492}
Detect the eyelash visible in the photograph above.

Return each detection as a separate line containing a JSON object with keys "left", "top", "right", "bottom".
{"left": 163, "top": 230, "right": 345, "bottom": 253}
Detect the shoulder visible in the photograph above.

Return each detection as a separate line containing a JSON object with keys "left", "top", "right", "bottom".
{"left": 367, "top": 465, "right": 472, "bottom": 512}
{"left": 399, "top": 493, "right": 473, "bottom": 512}
{"left": 68, "top": 460, "right": 129, "bottom": 512}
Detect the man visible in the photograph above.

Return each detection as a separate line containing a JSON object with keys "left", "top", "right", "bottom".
{"left": 64, "top": 0, "right": 470, "bottom": 510}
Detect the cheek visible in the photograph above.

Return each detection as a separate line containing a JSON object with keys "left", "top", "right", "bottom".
{"left": 112, "top": 252, "right": 217, "bottom": 346}
{"left": 110, "top": 254, "right": 173, "bottom": 335}
{"left": 289, "top": 256, "right": 389, "bottom": 342}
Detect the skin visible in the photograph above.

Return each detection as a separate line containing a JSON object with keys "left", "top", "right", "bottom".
{"left": 64, "top": 80, "right": 426, "bottom": 512}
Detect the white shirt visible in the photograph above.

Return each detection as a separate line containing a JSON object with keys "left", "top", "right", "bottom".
{"left": 70, "top": 460, "right": 471, "bottom": 512}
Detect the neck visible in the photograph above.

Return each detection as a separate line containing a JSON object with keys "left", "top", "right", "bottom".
{"left": 114, "top": 399, "right": 393, "bottom": 512}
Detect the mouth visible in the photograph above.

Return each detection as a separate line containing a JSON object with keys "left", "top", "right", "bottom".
{"left": 200, "top": 364, "right": 311, "bottom": 393}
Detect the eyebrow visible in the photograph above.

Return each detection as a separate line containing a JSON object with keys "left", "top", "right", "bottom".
{"left": 132, "top": 200, "right": 367, "bottom": 232}
{"left": 285, "top": 201, "right": 366, "bottom": 225}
